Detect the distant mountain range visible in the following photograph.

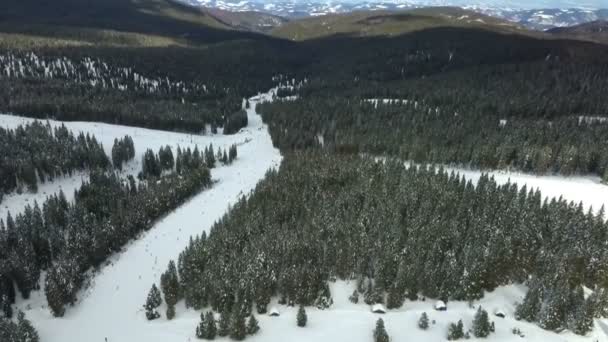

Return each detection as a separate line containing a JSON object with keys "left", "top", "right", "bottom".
{"left": 179, "top": 0, "right": 608, "bottom": 30}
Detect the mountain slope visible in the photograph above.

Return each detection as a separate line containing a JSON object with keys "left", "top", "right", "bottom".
{"left": 204, "top": 7, "right": 288, "bottom": 33}
{"left": 547, "top": 20, "right": 608, "bottom": 44}
{"left": 0, "top": 0, "right": 268, "bottom": 47}
{"left": 270, "top": 7, "right": 526, "bottom": 41}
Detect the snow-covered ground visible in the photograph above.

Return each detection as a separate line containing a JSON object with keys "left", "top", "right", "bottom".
{"left": 3, "top": 88, "right": 608, "bottom": 341}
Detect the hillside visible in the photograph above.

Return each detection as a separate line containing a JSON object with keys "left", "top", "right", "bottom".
{"left": 3, "top": 1, "right": 608, "bottom": 341}
{"left": 548, "top": 20, "right": 608, "bottom": 44}
{"left": 204, "top": 7, "right": 288, "bottom": 33}
{"left": 0, "top": 0, "right": 268, "bottom": 47}
{"left": 270, "top": 7, "right": 528, "bottom": 41}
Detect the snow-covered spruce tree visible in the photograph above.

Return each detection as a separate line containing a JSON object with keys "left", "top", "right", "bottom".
{"left": 111, "top": 135, "right": 136, "bottom": 170}
{"left": 472, "top": 307, "right": 491, "bottom": 338}
{"left": 229, "top": 308, "right": 247, "bottom": 341}
{"left": 161, "top": 260, "right": 180, "bottom": 309}
{"left": 247, "top": 314, "right": 260, "bottom": 335}
{"left": 205, "top": 311, "right": 217, "bottom": 339}
{"left": 315, "top": 283, "right": 333, "bottom": 309}
{"left": 204, "top": 144, "right": 216, "bottom": 168}
{"left": 141, "top": 149, "right": 161, "bottom": 179}
{"left": 16, "top": 311, "right": 40, "bottom": 342}
{"left": 228, "top": 144, "right": 238, "bottom": 164}
{"left": 349, "top": 290, "right": 360, "bottom": 304}
{"left": 144, "top": 284, "right": 162, "bottom": 320}
{"left": 447, "top": 320, "right": 465, "bottom": 340}
{"left": 1, "top": 295, "right": 12, "bottom": 319}
{"left": 386, "top": 285, "right": 404, "bottom": 309}
{"left": 364, "top": 280, "right": 383, "bottom": 305}
{"left": 217, "top": 310, "right": 230, "bottom": 337}
{"left": 159, "top": 146, "right": 175, "bottom": 171}
{"left": 570, "top": 294, "right": 594, "bottom": 335}
{"left": 196, "top": 312, "right": 207, "bottom": 339}
{"left": 515, "top": 279, "right": 543, "bottom": 322}
{"left": 418, "top": 312, "right": 429, "bottom": 330}
{"left": 44, "top": 265, "right": 69, "bottom": 317}
{"left": 587, "top": 287, "right": 608, "bottom": 318}
{"left": 0, "top": 310, "right": 40, "bottom": 342}
{"left": 166, "top": 304, "right": 176, "bottom": 320}
{"left": 297, "top": 305, "right": 307, "bottom": 327}
{"left": 538, "top": 285, "right": 569, "bottom": 331}
{"left": 373, "top": 318, "right": 389, "bottom": 342}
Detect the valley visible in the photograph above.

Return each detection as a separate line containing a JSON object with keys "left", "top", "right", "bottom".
{"left": 1, "top": 0, "right": 608, "bottom": 341}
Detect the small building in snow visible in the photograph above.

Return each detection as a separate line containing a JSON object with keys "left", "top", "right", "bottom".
{"left": 494, "top": 310, "right": 506, "bottom": 318}
{"left": 434, "top": 300, "right": 447, "bottom": 311}
{"left": 372, "top": 304, "right": 386, "bottom": 314}
{"left": 269, "top": 307, "right": 280, "bottom": 317}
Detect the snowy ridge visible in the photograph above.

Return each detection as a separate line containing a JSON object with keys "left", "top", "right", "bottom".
{"left": 179, "top": 0, "right": 608, "bottom": 29}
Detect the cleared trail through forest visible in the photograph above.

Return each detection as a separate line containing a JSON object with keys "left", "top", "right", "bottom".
{"left": 14, "top": 89, "right": 282, "bottom": 342}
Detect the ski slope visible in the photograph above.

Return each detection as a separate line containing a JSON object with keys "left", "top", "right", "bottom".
{"left": 11, "top": 89, "right": 282, "bottom": 342}
{"left": 3, "top": 88, "right": 608, "bottom": 341}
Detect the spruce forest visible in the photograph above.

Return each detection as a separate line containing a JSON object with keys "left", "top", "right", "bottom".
{"left": 1, "top": 0, "right": 608, "bottom": 341}
{"left": 172, "top": 153, "right": 607, "bottom": 337}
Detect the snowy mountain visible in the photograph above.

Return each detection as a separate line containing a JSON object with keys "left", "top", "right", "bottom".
{"left": 178, "top": 0, "right": 608, "bottom": 30}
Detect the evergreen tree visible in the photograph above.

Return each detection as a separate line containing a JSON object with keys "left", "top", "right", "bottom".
{"left": 386, "top": 285, "right": 403, "bottom": 309}
{"left": 196, "top": 312, "right": 207, "bottom": 339}
{"left": 349, "top": 290, "right": 359, "bottom": 304}
{"left": 572, "top": 297, "right": 594, "bottom": 335}
{"left": 218, "top": 310, "right": 230, "bottom": 337}
{"left": 315, "top": 283, "right": 333, "bottom": 309}
{"left": 472, "top": 307, "right": 491, "bottom": 338}
{"left": 144, "top": 284, "right": 162, "bottom": 320}
{"left": 167, "top": 303, "right": 176, "bottom": 320}
{"left": 16, "top": 311, "right": 39, "bottom": 342}
{"left": 247, "top": 314, "right": 260, "bottom": 335}
{"left": 1, "top": 295, "right": 12, "bottom": 319}
{"left": 161, "top": 260, "right": 180, "bottom": 308}
{"left": 373, "top": 318, "right": 389, "bottom": 342}
{"left": 297, "top": 305, "right": 307, "bottom": 327}
{"left": 205, "top": 144, "right": 216, "bottom": 168}
{"left": 418, "top": 312, "right": 429, "bottom": 330}
{"left": 205, "top": 311, "right": 217, "bottom": 339}
{"left": 447, "top": 320, "right": 465, "bottom": 340}
{"left": 44, "top": 265, "right": 67, "bottom": 317}
{"left": 229, "top": 308, "right": 247, "bottom": 341}
{"left": 515, "top": 279, "right": 542, "bottom": 322}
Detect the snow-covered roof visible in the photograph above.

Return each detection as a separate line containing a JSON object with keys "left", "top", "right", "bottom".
{"left": 372, "top": 304, "right": 386, "bottom": 314}
{"left": 494, "top": 309, "right": 506, "bottom": 318}
{"left": 434, "top": 300, "right": 447, "bottom": 311}
{"left": 269, "top": 307, "right": 280, "bottom": 316}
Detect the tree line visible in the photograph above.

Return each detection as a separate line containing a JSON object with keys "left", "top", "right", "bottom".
{"left": 0, "top": 121, "right": 110, "bottom": 201}
{"left": 170, "top": 152, "right": 608, "bottom": 336}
